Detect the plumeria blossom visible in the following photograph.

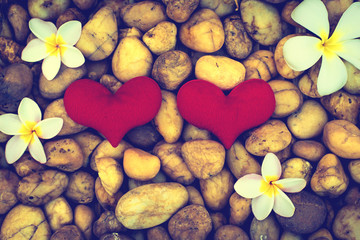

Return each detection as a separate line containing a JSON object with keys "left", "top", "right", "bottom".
{"left": 234, "top": 153, "right": 306, "bottom": 221}
{"left": 21, "top": 18, "right": 85, "bottom": 80}
{"left": 0, "top": 98, "right": 63, "bottom": 164}
{"left": 283, "top": 0, "right": 360, "bottom": 96}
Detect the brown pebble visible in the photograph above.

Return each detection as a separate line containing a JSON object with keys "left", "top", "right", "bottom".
{"left": 276, "top": 191, "right": 327, "bottom": 234}
{"left": 50, "top": 225, "right": 84, "bottom": 240}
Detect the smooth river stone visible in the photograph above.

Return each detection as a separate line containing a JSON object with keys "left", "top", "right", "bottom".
{"left": 115, "top": 182, "right": 188, "bottom": 230}
{"left": 76, "top": 6, "right": 118, "bottom": 61}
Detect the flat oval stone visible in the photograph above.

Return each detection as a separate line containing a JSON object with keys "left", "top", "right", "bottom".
{"left": 276, "top": 191, "right": 327, "bottom": 234}
{"left": 115, "top": 182, "right": 188, "bottom": 230}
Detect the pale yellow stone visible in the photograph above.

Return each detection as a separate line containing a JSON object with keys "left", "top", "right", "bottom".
{"left": 287, "top": 100, "right": 328, "bottom": 139}
{"left": 199, "top": 169, "right": 234, "bottom": 210}
{"left": 179, "top": 8, "right": 224, "bottom": 53}
{"left": 123, "top": 148, "right": 161, "bottom": 181}
{"left": 76, "top": 7, "right": 118, "bottom": 61}
{"left": 181, "top": 140, "right": 225, "bottom": 179}
{"left": 154, "top": 90, "right": 183, "bottom": 143}
{"left": 112, "top": 36, "right": 153, "bottom": 82}
{"left": 115, "top": 183, "right": 188, "bottom": 230}
{"left": 44, "top": 197, "right": 73, "bottom": 231}
{"left": 0, "top": 204, "right": 51, "bottom": 239}
{"left": 95, "top": 157, "right": 124, "bottom": 196}
{"left": 143, "top": 21, "right": 177, "bottom": 55}
{"left": 195, "top": 55, "right": 245, "bottom": 90}
{"left": 311, "top": 154, "right": 349, "bottom": 197}
{"left": 245, "top": 120, "right": 292, "bottom": 156}
{"left": 74, "top": 205, "right": 95, "bottom": 240}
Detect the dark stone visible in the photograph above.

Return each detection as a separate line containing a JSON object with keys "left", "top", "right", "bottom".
{"left": 0, "top": 63, "right": 33, "bottom": 105}
{"left": 126, "top": 123, "right": 162, "bottom": 149}
{"left": 276, "top": 191, "right": 327, "bottom": 234}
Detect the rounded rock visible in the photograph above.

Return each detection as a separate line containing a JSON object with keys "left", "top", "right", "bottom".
{"left": 333, "top": 204, "right": 360, "bottom": 240}
{"left": 0, "top": 204, "right": 51, "bottom": 239}
{"left": 76, "top": 7, "right": 118, "bottom": 61}
{"left": 179, "top": 8, "right": 224, "bottom": 53}
{"left": 112, "top": 36, "right": 153, "bottom": 82}
{"left": 39, "top": 65, "right": 86, "bottom": 99}
{"left": 245, "top": 119, "right": 292, "bottom": 156}
{"left": 276, "top": 191, "right": 327, "bottom": 234}
{"left": 287, "top": 100, "right": 328, "bottom": 139}
{"left": 168, "top": 204, "right": 212, "bottom": 240}
{"left": 44, "top": 138, "right": 84, "bottom": 172}
{"left": 123, "top": 148, "right": 161, "bottom": 181}
{"left": 323, "top": 120, "right": 360, "bottom": 159}
{"left": 115, "top": 182, "right": 188, "bottom": 230}
{"left": 44, "top": 98, "right": 87, "bottom": 136}
{"left": 311, "top": 153, "right": 349, "bottom": 197}
{"left": 181, "top": 140, "right": 225, "bottom": 179}
{"left": 195, "top": 55, "right": 246, "bottom": 90}
{"left": 269, "top": 80, "right": 303, "bottom": 118}
{"left": 0, "top": 63, "right": 33, "bottom": 105}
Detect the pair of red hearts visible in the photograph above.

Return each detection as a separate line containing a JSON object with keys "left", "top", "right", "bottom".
{"left": 64, "top": 76, "right": 275, "bottom": 149}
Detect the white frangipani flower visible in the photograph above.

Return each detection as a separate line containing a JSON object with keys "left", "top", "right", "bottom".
{"left": 0, "top": 98, "right": 63, "bottom": 164}
{"left": 234, "top": 153, "right": 306, "bottom": 221}
{"left": 283, "top": 0, "right": 360, "bottom": 96}
{"left": 21, "top": 18, "right": 85, "bottom": 80}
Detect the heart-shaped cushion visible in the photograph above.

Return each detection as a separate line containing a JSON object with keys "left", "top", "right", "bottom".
{"left": 64, "top": 76, "right": 162, "bottom": 147}
{"left": 177, "top": 79, "right": 275, "bottom": 149}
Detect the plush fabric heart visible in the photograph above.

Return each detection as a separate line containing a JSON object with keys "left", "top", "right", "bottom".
{"left": 64, "top": 76, "right": 162, "bottom": 147}
{"left": 177, "top": 79, "right": 276, "bottom": 149}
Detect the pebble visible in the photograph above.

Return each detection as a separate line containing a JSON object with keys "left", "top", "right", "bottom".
{"left": 0, "top": 204, "right": 51, "bottom": 239}
{"left": 39, "top": 64, "right": 87, "bottom": 99}
{"left": 123, "top": 148, "right": 161, "bottom": 181}
{"left": 44, "top": 138, "right": 84, "bottom": 172}
{"left": 115, "top": 182, "right": 188, "bottom": 230}
{"left": 276, "top": 191, "right": 327, "bottom": 234}
{"left": 76, "top": 7, "right": 118, "bottom": 61}
{"left": 195, "top": 55, "right": 246, "bottom": 90}
{"left": 181, "top": 140, "right": 225, "bottom": 179}
{"left": 311, "top": 154, "right": 349, "bottom": 197}
{"left": 44, "top": 98, "right": 87, "bottom": 136}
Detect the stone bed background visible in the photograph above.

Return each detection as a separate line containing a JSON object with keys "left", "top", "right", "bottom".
{"left": 0, "top": 0, "right": 359, "bottom": 239}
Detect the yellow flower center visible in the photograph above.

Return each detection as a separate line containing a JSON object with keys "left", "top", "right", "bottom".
{"left": 317, "top": 31, "right": 343, "bottom": 58}
{"left": 45, "top": 33, "right": 66, "bottom": 56}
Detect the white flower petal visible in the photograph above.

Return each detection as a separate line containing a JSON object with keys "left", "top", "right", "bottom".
{"left": 21, "top": 39, "right": 49, "bottom": 62}
{"left": 18, "top": 98, "right": 42, "bottom": 128}
{"left": 34, "top": 118, "right": 63, "bottom": 139}
{"left": 273, "top": 186, "right": 295, "bottom": 218}
{"left": 261, "top": 153, "right": 282, "bottom": 183}
{"left": 331, "top": 2, "right": 360, "bottom": 42}
{"left": 5, "top": 135, "right": 31, "bottom": 164}
{"left": 29, "top": 18, "right": 57, "bottom": 42}
{"left": 291, "top": 0, "right": 329, "bottom": 39}
{"left": 334, "top": 39, "right": 360, "bottom": 69}
{"left": 0, "top": 114, "right": 28, "bottom": 135}
{"left": 61, "top": 46, "right": 85, "bottom": 68}
{"left": 274, "top": 178, "right": 307, "bottom": 193}
{"left": 283, "top": 36, "right": 323, "bottom": 71}
{"left": 57, "top": 21, "right": 82, "bottom": 46}
{"left": 28, "top": 133, "right": 46, "bottom": 163}
{"left": 251, "top": 187, "right": 274, "bottom": 221}
{"left": 234, "top": 174, "right": 270, "bottom": 199}
{"left": 317, "top": 53, "right": 348, "bottom": 96}
{"left": 42, "top": 51, "right": 61, "bottom": 80}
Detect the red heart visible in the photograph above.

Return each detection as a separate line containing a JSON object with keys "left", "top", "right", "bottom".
{"left": 64, "top": 76, "right": 162, "bottom": 147}
{"left": 177, "top": 79, "right": 275, "bottom": 149}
